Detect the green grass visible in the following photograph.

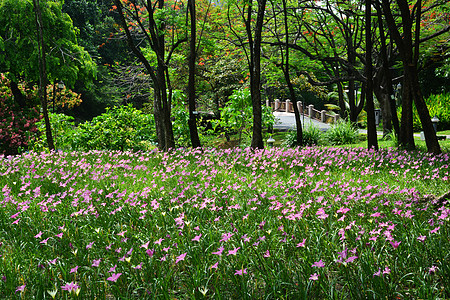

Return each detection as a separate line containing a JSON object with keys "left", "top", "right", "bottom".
{"left": 0, "top": 147, "right": 449, "bottom": 299}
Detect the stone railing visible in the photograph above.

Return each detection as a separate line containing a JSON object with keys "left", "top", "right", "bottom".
{"left": 268, "top": 99, "right": 339, "bottom": 124}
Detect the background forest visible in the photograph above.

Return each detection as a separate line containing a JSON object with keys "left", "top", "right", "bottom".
{"left": 0, "top": 0, "right": 449, "bottom": 154}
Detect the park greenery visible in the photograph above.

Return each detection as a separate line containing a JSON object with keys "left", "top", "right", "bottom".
{"left": 1, "top": 1, "right": 450, "bottom": 298}
{"left": 0, "top": 0, "right": 449, "bottom": 154}
{"left": 1, "top": 147, "right": 450, "bottom": 298}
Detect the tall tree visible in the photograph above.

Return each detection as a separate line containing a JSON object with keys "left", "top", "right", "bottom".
{"left": 33, "top": 0, "right": 54, "bottom": 151}
{"left": 187, "top": 0, "right": 202, "bottom": 148}
{"left": 227, "top": 0, "right": 267, "bottom": 149}
{"left": 267, "top": 0, "right": 303, "bottom": 145}
{"left": 0, "top": 0, "right": 96, "bottom": 150}
{"left": 113, "top": 0, "right": 187, "bottom": 151}
{"left": 365, "top": 0, "right": 378, "bottom": 150}
{"left": 379, "top": 0, "right": 441, "bottom": 154}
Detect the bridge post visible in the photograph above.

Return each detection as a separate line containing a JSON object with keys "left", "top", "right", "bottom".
{"left": 275, "top": 99, "right": 280, "bottom": 111}
{"left": 308, "top": 104, "right": 314, "bottom": 118}
{"left": 334, "top": 114, "right": 339, "bottom": 123}
{"left": 297, "top": 101, "right": 302, "bottom": 114}
{"left": 321, "top": 110, "right": 327, "bottom": 122}
{"left": 285, "top": 99, "right": 291, "bottom": 113}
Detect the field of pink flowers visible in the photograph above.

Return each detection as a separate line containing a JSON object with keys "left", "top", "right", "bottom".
{"left": 1, "top": 147, "right": 449, "bottom": 299}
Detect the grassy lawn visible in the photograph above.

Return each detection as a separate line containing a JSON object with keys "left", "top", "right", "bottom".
{"left": 1, "top": 146, "right": 449, "bottom": 299}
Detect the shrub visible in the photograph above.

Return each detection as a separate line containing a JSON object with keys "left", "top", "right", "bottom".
{"left": 74, "top": 104, "right": 157, "bottom": 151}
{"left": 0, "top": 74, "right": 40, "bottom": 155}
{"left": 31, "top": 113, "right": 78, "bottom": 152}
{"left": 303, "top": 124, "right": 323, "bottom": 146}
{"left": 283, "top": 124, "right": 323, "bottom": 147}
{"left": 324, "top": 119, "right": 359, "bottom": 145}
{"left": 424, "top": 93, "right": 450, "bottom": 131}
{"left": 213, "top": 89, "right": 275, "bottom": 145}
{"left": 399, "top": 93, "right": 450, "bottom": 132}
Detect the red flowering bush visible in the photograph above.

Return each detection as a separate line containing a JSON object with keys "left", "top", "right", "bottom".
{"left": 0, "top": 74, "right": 41, "bottom": 156}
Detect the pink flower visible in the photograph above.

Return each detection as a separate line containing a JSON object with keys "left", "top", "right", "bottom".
{"left": 234, "top": 268, "right": 247, "bottom": 275}
{"left": 373, "top": 268, "right": 381, "bottom": 277}
{"left": 212, "top": 246, "right": 224, "bottom": 256}
{"left": 15, "top": 284, "right": 26, "bottom": 293}
{"left": 175, "top": 252, "right": 187, "bottom": 264}
{"left": 227, "top": 247, "right": 240, "bottom": 256}
{"left": 61, "top": 281, "right": 80, "bottom": 292}
{"left": 346, "top": 256, "right": 358, "bottom": 263}
{"left": 70, "top": 266, "right": 79, "bottom": 273}
{"left": 108, "top": 265, "right": 117, "bottom": 273}
{"left": 312, "top": 259, "right": 325, "bottom": 268}
{"left": 34, "top": 231, "right": 43, "bottom": 238}
{"left": 263, "top": 250, "right": 270, "bottom": 258}
{"left": 117, "top": 231, "right": 127, "bottom": 236}
{"left": 417, "top": 235, "right": 427, "bottom": 243}
{"left": 296, "top": 238, "right": 306, "bottom": 248}
{"left": 389, "top": 240, "right": 401, "bottom": 249}
{"left": 219, "top": 232, "right": 234, "bottom": 242}
{"left": 40, "top": 238, "right": 50, "bottom": 245}
{"left": 92, "top": 259, "right": 101, "bottom": 267}
{"left": 55, "top": 232, "right": 63, "bottom": 238}
{"left": 309, "top": 273, "right": 319, "bottom": 281}
{"left": 127, "top": 248, "right": 133, "bottom": 256}
{"left": 429, "top": 265, "right": 438, "bottom": 274}
{"left": 430, "top": 226, "right": 440, "bottom": 234}
{"left": 146, "top": 249, "right": 155, "bottom": 257}
{"left": 86, "top": 241, "right": 95, "bottom": 249}
{"left": 107, "top": 273, "right": 122, "bottom": 282}
{"left": 211, "top": 262, "right": 219, "bottom": 269}
{"left": 140, "top": 241, "right": 150, "bottom": 249}
{"left": 154, "top": 238, "right": 164, "bottom": 245}
{"left": 383, "top": 267, "right": 391, "bottom": 275}
{"left": 192, "top": 234, "right": 202, "bottom": 242}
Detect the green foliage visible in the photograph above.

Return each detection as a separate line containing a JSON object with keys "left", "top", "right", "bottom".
{"left": 400, "top": 93, "right": 450, "bottom": 132}
{"left": 74, "top": 105, "right": 157, "bottom": 151}
{"left": 303, "top": 124, "right": 323, "bottom": 146}
{"left": 324, "top": 119, "right": 359, "bottom": 145}
{"left": 213, "top": 89, "right": 275, "bottom": 145}
{"left": 0, "top": 74, "right": 40, "bottom": 156}
{"left": 427, "top": 94, "right": 450, "bottom": 131}
{"left": 31, "top": 113, "right": 77, "bottom": 152}
{"left": 171, "top": 90, "right": 192, "bottom": 147}
{"left": 0, "top": 0, "right": 96, "bottom": 88}
{"left": 283, "top": 124, "right": 323, "bottom": 147}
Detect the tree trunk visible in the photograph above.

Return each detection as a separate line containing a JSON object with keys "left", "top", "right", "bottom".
{"left": 10, "top": 82, "right": 27, "bottom": 108}
{"left": 380, "top": 0, "right": 440, "bottom": 154}
{"left": 247, "top": 0, "right": 266, "bottom": 149}
{"left": 153, "top": 93, "right": 165, "bottom": 150}
{"left": 365, "top": 0, "right": 378, "bottom": 150}
{"left": 410, "top": 66, "right": 441, "bottom": 154}
{"left": 187, "top": 0, "right": 201, "bottom": 148}
{"left": 399, "top": 73, "right": 416, "bottom": 150}
{"left": 114, "top": 0, "right": 178, "bottom": 152}
{"left": 282, "top": 0, "right": 302, "bottom": 146}
{"left": 375, "top": 1, "right": 400, "bottom": 136}
{"left": 373, "top": 85, "right": 392, "bottom": 136}
{"left": 33, "top": 0, "right": 54, "bottom": 151}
